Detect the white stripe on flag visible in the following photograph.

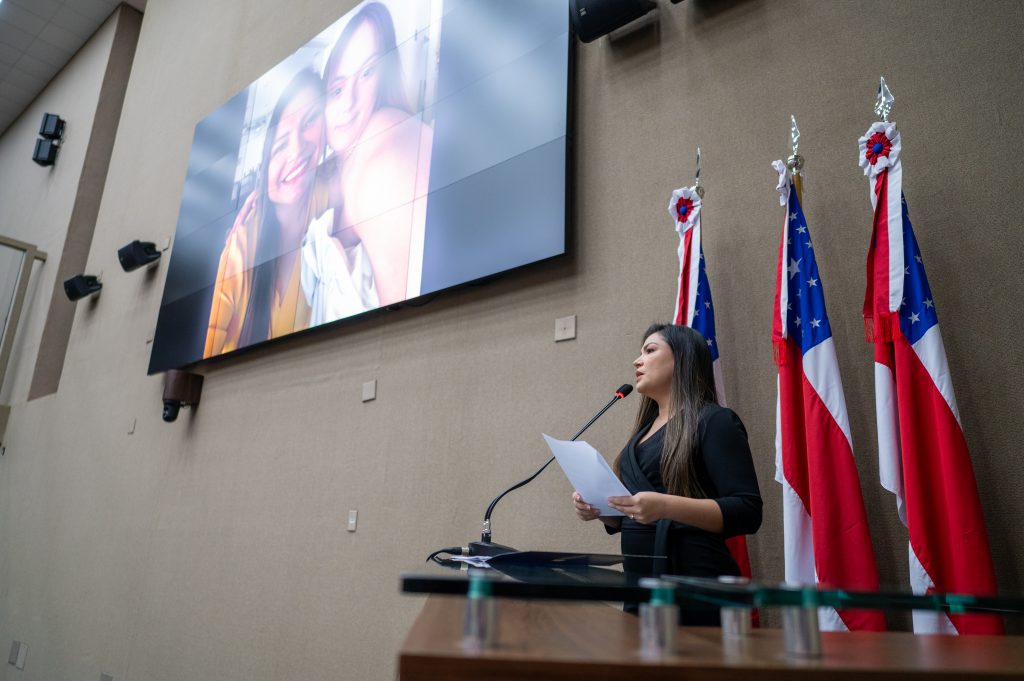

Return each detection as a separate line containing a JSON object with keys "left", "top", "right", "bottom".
{"left": 875, "top": 360, "right": 907, "bottom": 526}
{"left": 909, "top": 542, "right": 957, "bottom": 634}
{"left": 780, "top": 476, "right": 815, "bottom": 586}
{"left": 777, "top": 189, "right": 790, "bottom": 340}
{"left": 774, "top": 388, "right": 783, "bottom": 485}
{"left": 911, "top": 324, "right": 962, "bottom": 427}
{"left": 818, "top": 605, "right": 848, "bottom": 632}
{"left": 801, "top": 338, "right": 854, "bottom": 449}
{"left": 685, "top": 217, "right": 701, "bottom": 326}
{"left": 886, "top": 162, "right": 904, "bottom": 314}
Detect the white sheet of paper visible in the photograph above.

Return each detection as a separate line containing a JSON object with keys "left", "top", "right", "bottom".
{"left": 543, "top": 434, "right": 631, "bottom": 516}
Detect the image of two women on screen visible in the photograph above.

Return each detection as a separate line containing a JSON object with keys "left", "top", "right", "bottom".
{"left": 204, "top": 0, "right": 436, "bottom": 358}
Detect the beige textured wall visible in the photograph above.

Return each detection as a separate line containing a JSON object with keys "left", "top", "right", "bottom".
{"left": 1, "top": 1, "right": 1022, "bottom": 680}
{"left": 0, "top": 11, "right": 121, "bottom": 405}
{"left": 28, "top": 5, "right": 142, "bottom": 400}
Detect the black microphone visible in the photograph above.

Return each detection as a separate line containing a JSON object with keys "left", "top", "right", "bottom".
{"left": 466, "top": 384, "right": 634, "bottom": 557}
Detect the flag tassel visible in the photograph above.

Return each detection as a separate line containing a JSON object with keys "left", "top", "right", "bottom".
{"left": 864, "top": 311, "right": 899, "bottom": 344}
{"left": 772, "top": 338, "right": 787, "bottom": 366}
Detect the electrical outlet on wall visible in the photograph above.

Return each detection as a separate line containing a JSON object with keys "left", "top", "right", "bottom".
{"left": 361, "top": 380, "right": 376, "bottom": 402}
{"left": 8, "top": 641, "right": 27, "bottom": 670}
{"left": 555, "top": 315, "right": 576, "bottom": 342}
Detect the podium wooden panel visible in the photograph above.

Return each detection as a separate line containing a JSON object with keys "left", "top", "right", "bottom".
{"left": 399, "top": 596, "right": 1024, "bottom": 680}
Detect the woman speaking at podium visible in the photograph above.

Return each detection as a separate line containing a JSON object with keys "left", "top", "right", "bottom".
{"left": 572, "top": 323, "right": 762, "bottom": 625}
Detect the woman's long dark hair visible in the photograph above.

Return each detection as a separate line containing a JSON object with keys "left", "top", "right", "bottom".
{"left": 238, "top": 69, "right": 324, "bottom": 347}
{"left": 616, "top": 323, "right": 719, "bottom": 498}
{"left": 325, "top": 1, "right": 412, "bottom": 118}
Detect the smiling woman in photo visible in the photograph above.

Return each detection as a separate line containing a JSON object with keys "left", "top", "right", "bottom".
{"left": 302, "top": 1, "right": 433, "bottom": 318}
{"left": 204, "top": 69, "right": 326, "bottom": 357}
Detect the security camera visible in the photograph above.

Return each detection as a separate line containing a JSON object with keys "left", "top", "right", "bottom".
{"left": 162, "top": 370, "right": 203, "bottom": 423}
{"left": 162, "top": 400, "right": 181, "bottom": 422}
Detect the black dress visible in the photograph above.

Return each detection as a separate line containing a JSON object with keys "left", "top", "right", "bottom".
{"left": 606, "top": 404, "right": 762, "bottom": 625}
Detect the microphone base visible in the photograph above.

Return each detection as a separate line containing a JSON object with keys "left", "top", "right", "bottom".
{"left": 468, "top": 541, "right": 518, "bottom": 557}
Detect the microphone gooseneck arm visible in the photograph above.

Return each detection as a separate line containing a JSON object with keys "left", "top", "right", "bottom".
{"left": 480, "top": 385, "right": 633, "bottom": 544}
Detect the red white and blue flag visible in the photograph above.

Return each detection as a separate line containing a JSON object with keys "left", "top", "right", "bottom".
{"left": 860, "top": 122, "right": 1003, "bottom": 635}
{"left": 771, "top": 162, "right": 885, "bottom": 632}
{"left": 668, "top": 185, "right": 754, "bottom": 584}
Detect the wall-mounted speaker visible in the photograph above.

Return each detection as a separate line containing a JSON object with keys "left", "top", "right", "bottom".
{"left": 32, "top": 138, "right": 58, "bottom": 167}
{"left": 569, "top": 0, "right": 657, "bottom": 42}
{"left": 63, "top": 274, "right": 102, "bottom": 301}
{"left": 117, "top": 240, "right": 161, "bottom": 272}
{"left": 38, "top": 113, "right": 65, "bottom": 140}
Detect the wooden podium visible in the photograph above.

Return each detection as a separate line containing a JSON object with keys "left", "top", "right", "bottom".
{"left": 399, "top": 596, "right": 1024, "bottom": 680}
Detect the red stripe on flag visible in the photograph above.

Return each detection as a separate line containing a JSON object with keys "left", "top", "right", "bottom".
{"left": 779, "top": 341, "right": 811, "bottom": 513}
{"left": 674, "top": 228, "right": 694, "bottom": 325}
{"left": 772, "top": 210, "right": 788, "bottom": 366}
{"left": 865, "top": 172, "right": 898, "bottom": 342}
{"left": 724, "top": 534, "right": 760, "bottom": 627}
{"left": 725, "top": 535, "right": 752, "bottom": 578}
{"left": 779, "top": 340, "right": 885, "bottom": 631}
{"left": 892, "top": 335, "right": 1003, "bottom": 635}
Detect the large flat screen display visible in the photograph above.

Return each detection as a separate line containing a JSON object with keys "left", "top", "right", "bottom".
{"left": 148, "top": 0, "right": 569, "bottom": 373}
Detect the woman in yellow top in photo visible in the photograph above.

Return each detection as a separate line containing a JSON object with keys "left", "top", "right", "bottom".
{"left": 204, "top": 69, "right": 326, "bottom": 358}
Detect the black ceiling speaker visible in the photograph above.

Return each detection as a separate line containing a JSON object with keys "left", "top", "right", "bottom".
{"left": 39, "top": 113, "right": 65, "bottom": 140}
{"left": 569, "top": 0, "right": 657, "bottom": 43}
{"left": 63, "top": 274, "right": 102, "bottom": 301}
{"left": 118, "top": 240, "right": 161, "bottom": 272}
{"left": 33, "top": 138, "right": 58, "bottom": 167}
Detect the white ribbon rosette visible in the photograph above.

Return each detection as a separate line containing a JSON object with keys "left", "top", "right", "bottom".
{"left": 858, "top": 122, "right": 901, "bottom": 178}
{"left": 667, "top": 186, "right": 702, "bottom": 233}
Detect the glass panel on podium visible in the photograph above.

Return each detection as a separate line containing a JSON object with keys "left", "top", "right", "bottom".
{"left": 402, "top": 551, "right": 1024, "bottom": 619}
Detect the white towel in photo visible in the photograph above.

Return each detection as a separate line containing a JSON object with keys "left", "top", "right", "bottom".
{"left": 301, "top": 209, "right": 380, "bottom": 326}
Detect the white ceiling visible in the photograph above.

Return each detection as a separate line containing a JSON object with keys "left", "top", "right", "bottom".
{"left": 0, "top": 0, "right": 146, "bottom": 136}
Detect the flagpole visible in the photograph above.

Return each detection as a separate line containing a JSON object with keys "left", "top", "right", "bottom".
{"left": 694, "top": 146, "right": 705, "bottom": 199}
